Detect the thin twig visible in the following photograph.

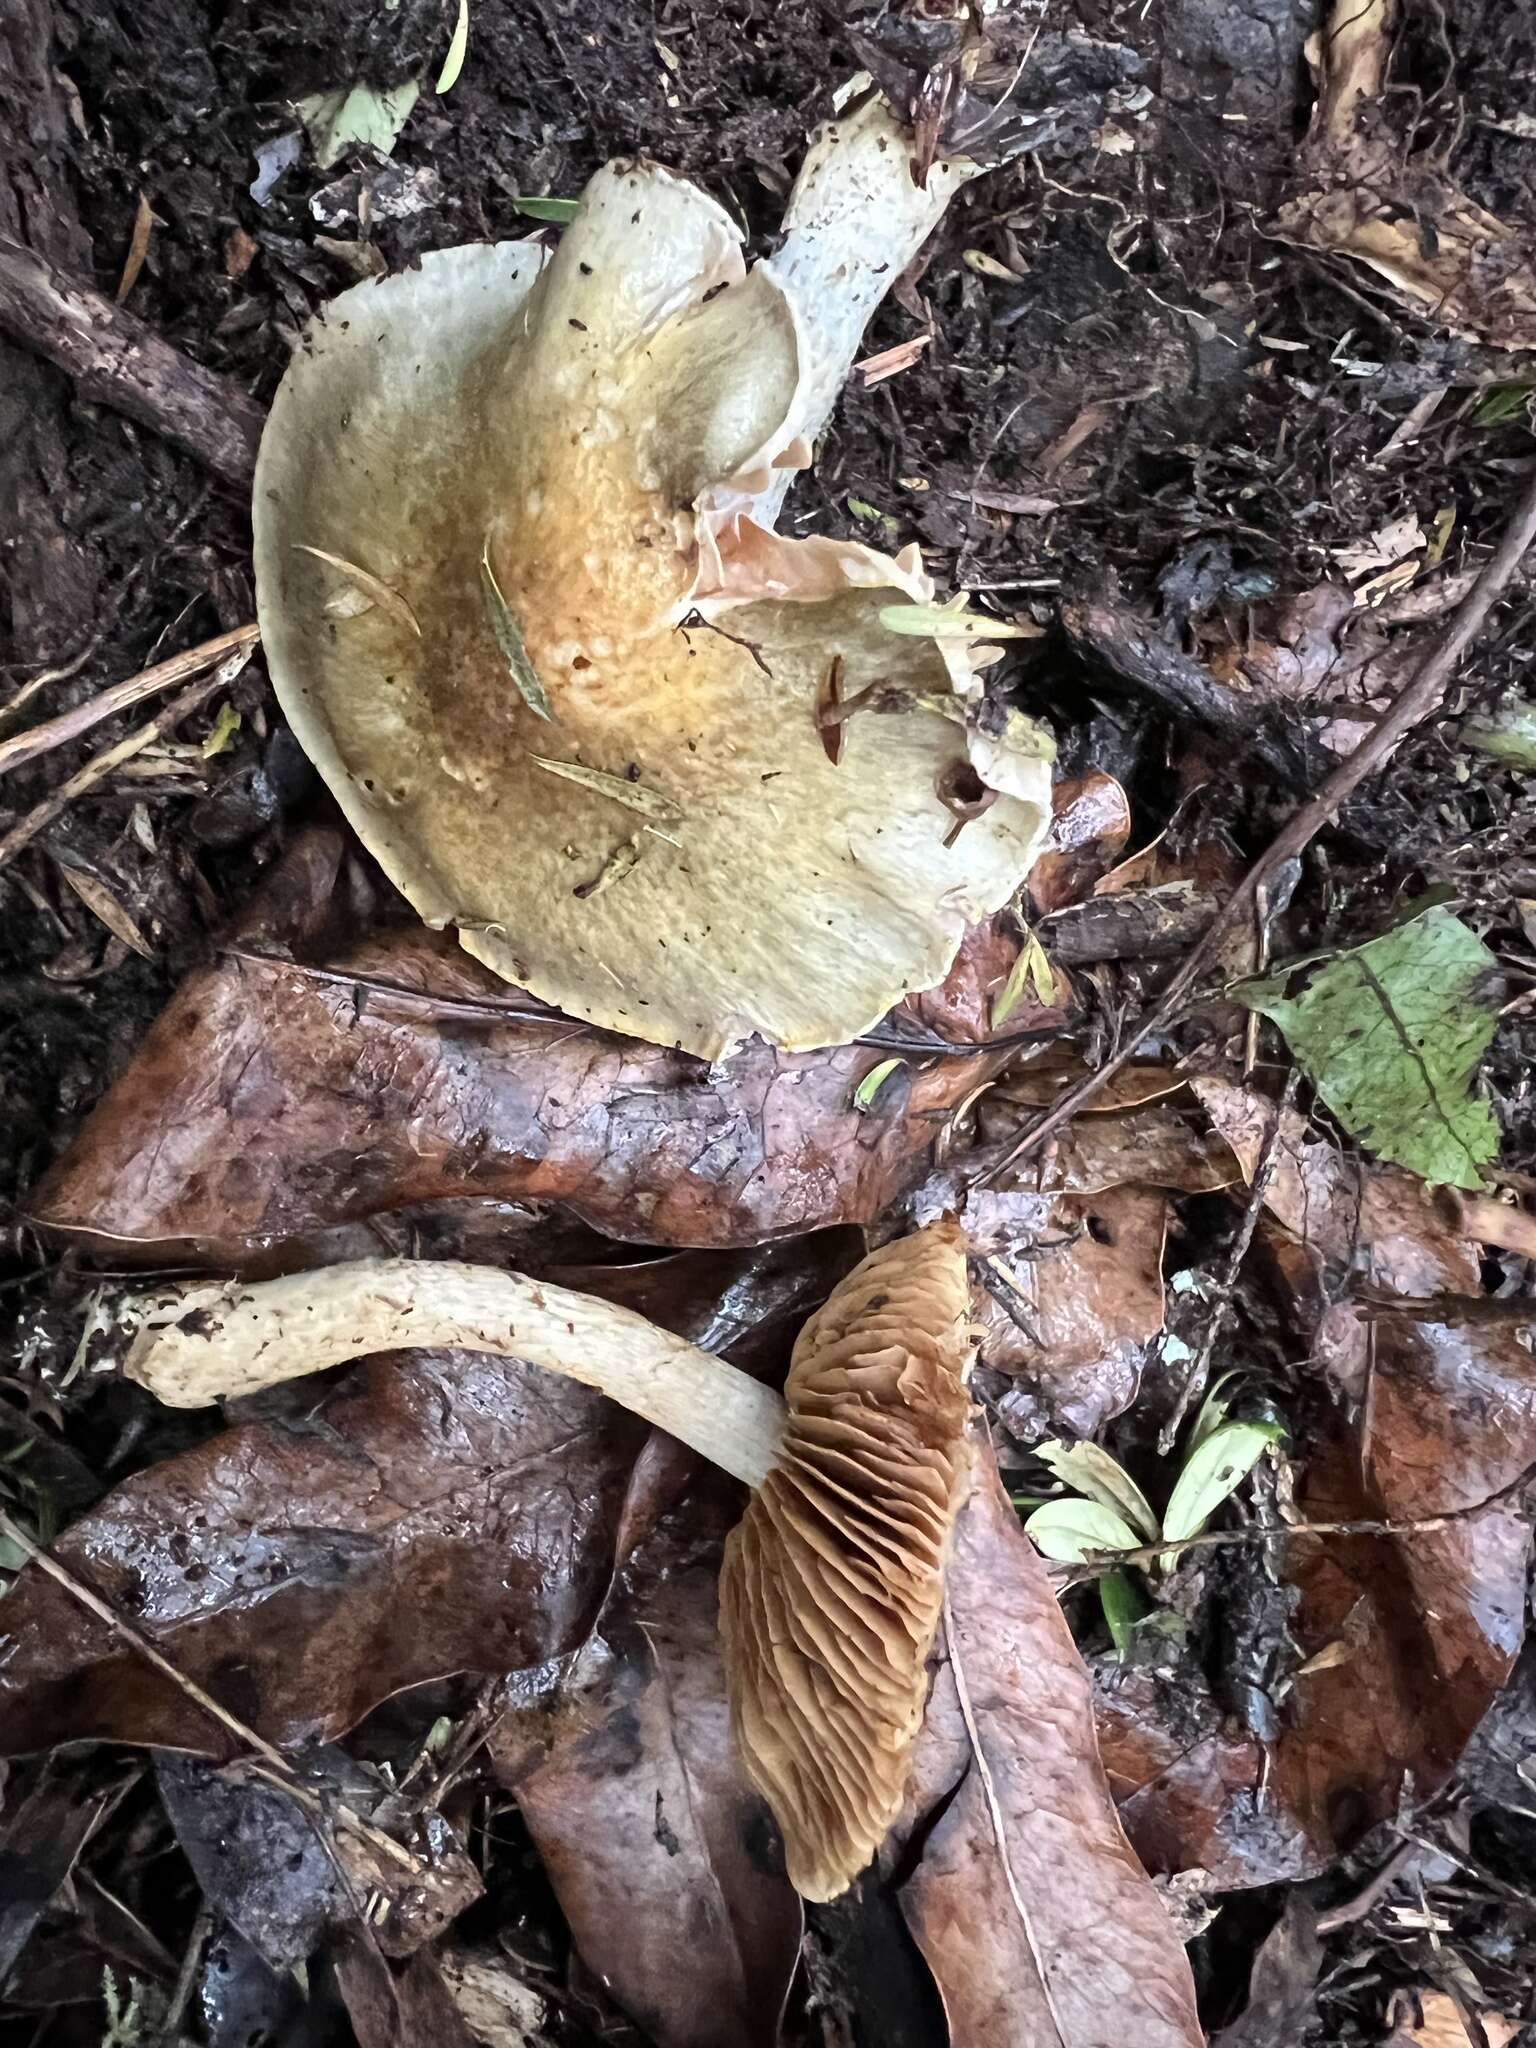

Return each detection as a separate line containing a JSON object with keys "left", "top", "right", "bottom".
{"left": 159, "top": 1905, "right": 212, "bottom": 2043}
{"left": 1059, "top": 1457, "right": 1536, "bottom": 1579}
{"left": 0, "top": 624, "right": 259, "bottom": 782}
{"left": 0, "top": 1509, "right": 418, "bottom": 1872}
{"left": 986, "top": 466, "right": 1536, "bottom": 1184}
{"left": 0, "top": 646, "right": 252, "bottom": 874}
{"left": 1157, "top": 1068, "right": 1301, "bottom": 1454}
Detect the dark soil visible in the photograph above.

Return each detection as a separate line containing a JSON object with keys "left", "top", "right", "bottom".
{"left": 5, "top": 0, "right": 1536, "bottom": 2042}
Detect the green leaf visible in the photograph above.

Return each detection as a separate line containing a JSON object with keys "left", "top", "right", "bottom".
{"left": 296, "top": 82, "right": 420, "bottom": 171}
{"left": 514, "top": 195, "right": 582, "bottom": 223}
{"left": 1187, "top": 1370, "right": 1240, "bottom": 1453}
{"left": 1098, "top": 1568, "right": 1146, "bottom": 1661}
{"left": 991, "top": 927, "right": 1056, "bottom": 1027}
{"left": 1024, "top": 1497, "right": 1142, "bottom": 1564}
{"left": 1234, "top": 905, "right": 1502, "bottom": 1189}
{"left": 480, "top": 544, "right": 553, "bottom": 721}
{"left": 853, "top": 1057, "right": 907, "bottom": 1114}
{"left": 846, "top": 495, "right": 901, "bottom": 541}
{"left": 200, "top": 702, "right": 242, "bottom": 759}
{"left": 878, "top": 599, "right": 1042, "bottom": 643}
{"left": 1161, "top": 1420, "right": 1283, "bottom": 1553}
{"left": 1473, "top": 383, "right": 1535, "bottom": 427}
{"left": 1035, "top": 1440, "right": 1158, "bottom": 1542}
{"left": 1463, "top": 699, "right": 1536, "bottom": 771}
{"left": 435, "top": 0, "right": 470, "bottom": 93}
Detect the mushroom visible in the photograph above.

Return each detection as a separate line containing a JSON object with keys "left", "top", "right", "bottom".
{"left": 122, "top": 1222, "right": 972, "bottom": 1901}
{"left": 253, "top": 95, "right": 1053, "bottom": 1059}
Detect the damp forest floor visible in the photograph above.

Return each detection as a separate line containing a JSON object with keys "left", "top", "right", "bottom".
{"left": 4, "top": 1, "right": 1536, "bottom": 2045}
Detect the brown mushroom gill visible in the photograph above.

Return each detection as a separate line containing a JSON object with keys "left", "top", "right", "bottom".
{"left": 123, "top": 1222, "right": 973, "bottom": 1900}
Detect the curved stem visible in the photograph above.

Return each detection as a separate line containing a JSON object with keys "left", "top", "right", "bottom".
{"left": 123, "top": 1259, "right": 786, "bottom": 1488}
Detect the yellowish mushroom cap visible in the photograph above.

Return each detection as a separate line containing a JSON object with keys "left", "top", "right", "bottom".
{"left": 254, "top": 101, "right": 1052, "bottom": 1057}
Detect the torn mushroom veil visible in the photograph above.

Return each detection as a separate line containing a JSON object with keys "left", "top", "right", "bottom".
{"left": 253, "top": 95, "right": 1053, "bottom": 1059}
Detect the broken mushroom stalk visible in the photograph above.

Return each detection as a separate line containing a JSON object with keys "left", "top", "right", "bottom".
{"left": 123, "top": 1222, "right": 973, "bottom": 1902}
{"left": 253, "top": 91, "right": 1053, "bottom": 1060}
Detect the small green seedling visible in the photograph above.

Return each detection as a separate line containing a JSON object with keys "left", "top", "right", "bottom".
{"left": 1023, "top": 1390, "right": 1284, "bottom": 1656}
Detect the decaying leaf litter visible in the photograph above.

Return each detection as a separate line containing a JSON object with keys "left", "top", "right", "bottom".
{"left": 5, "top": 0, "right": 1536, "bottom": 2043}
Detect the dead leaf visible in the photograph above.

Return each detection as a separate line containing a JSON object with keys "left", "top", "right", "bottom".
{"left": 1386, "top": 1989, "right": 1521, "bottom": 2048}
{"left": 971, "top": 1183, "right": 1170, "bottom": 1438}
{"left": 334, "top": 1934, "right": 479, "bottom": 2048}
{"left": 30, "top": 833, "right": 1033, "bottom": 1263}
{"left": 115, "top": 191, "right": 155, "bottom": 303}
{"left": 57, "top": 865, "right": 154, "bottom": 959}
{"left": 1027, "top": 769, "right": 1134, "bottom": 916}
{"left": 490, "top": 1455, "right": 800, "bottom": 2048}
{"left": 856, "top": 335, "right": 931, "bottom": 384}
{"left": 990, "top": 1059, "right": 1189, "bottom": 1115}
{"left": 157, "top": 1749, "right": 480, "bottom": 1964}
{"left": 0, "top": 1762, "right": 132, "bottom": 1986}
{"left": 894, "top": 911, "right": 1078, "bottom": 1045}
{"left": 1208, "top": 1897, "right": 1323, "bottom": 2047}
{"left": 1273, "top": 0, "right": 1536, "bottom": 349}
{"left": 1329, "top": 512, "right": 1426, "bottom": 583}
{"left": 892, "top": 1449, "right": 1204, "bottom": 2047}
{"left": 0, "top": 1347, "right": 649, "bottom": 1755}
{"left": 439, "top": 1948, "right": 546, "bottom": 2046}
{"left": 224, "top": 226, "right": 258, "bottom": 279}
{"left": 1093, "top": 1078, "right": 1535, "bottom": 1887}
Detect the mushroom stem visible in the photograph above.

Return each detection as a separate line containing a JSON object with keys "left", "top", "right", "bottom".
{"left": 752, "top": 95, "right": 977, "bottom": 526}
{"left": 123, "top": 1260, "right": 787, "bottom": 1488}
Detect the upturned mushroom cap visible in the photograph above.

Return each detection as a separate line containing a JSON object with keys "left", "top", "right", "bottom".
{"left": 718, "top": 1219, "right": 973, "bottom": 1899}
{"left": 253, "top": 99, "right": 1052, "bottom": 1059}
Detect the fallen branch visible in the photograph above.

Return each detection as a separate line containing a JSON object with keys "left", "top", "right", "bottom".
{"left": 987, "top": 465, "right": 1536, "bottom": 1180}
{"left": 0, "top": 235, "right": 263, "bottom": 485}
{"left": 0, "top": 623, "right": 260, "bottom": 782}
{"left": 0, "top": 644, "right": 253, "bottom": 873}
{"left": 1062, "top": 598, "right": 1331, "bottom": 794}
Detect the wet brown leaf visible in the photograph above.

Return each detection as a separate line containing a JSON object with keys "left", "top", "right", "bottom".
{"left": 893, "top": 909, "right": 1078, "bottom": 1045}
{"left": 1026, "top": 769, "right": 1133, "bottom": 916}
{"left": 990, "top": 1059, "right": 1189, "bottom": 1115}
{"left": 0, "top": 1761, "right": 134, "bottom": 1985}
{"left": 489, "top": 1451, "right": 800, "bottom": 2048}
{"left": 893, "top": 1450, "right": 1204, "bottom": 2047}
{"left": 980, "top": 1090, "right": 1241, "bottom": 1196}
{"left": 334, "top": 1934, "right": 481, "bottom": 2048}
{"left": 1385, "top": 1988, "right": 1520, "bottom": 2048}
{"left": 157, "top": 1749, "right": 481, "bottom": 1966}
{"left": 0, "top": 1348, "right": 649, "bottom": 1755}
{"left": 972, "top": 1184, "right": 1170, "bottom": 1439}
{"left": 1095, "top": 1079, "right": 1535, "bottom": 1888}
{"left": 31, "top": 832, "right": 1033, "bottom": 1261}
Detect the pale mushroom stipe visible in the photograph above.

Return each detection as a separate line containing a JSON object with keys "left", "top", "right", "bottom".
{"left": 253, "top": 95, "right": 1053, "bottom": 1059}
{"left": 122, "top": 1222, "right": 975, "bottom": 1901}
